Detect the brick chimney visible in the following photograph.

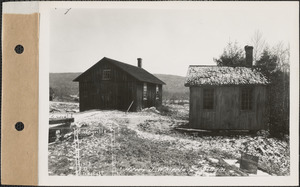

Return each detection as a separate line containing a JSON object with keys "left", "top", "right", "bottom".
{"left": 244, "top": 45, "right": 253, "bottom": 67}
{"left": 137, "top": 58, "right": 142, "bottom": 68}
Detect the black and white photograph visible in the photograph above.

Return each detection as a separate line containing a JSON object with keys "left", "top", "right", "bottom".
{"left": 46, "top": 1, "right": 296, "bottom": 181}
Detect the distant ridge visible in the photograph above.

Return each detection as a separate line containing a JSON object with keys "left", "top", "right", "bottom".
{"left": 50, "top": 72, "right": 81, "bottom": 101}
{"left": 154, "top": 74, "right": 189, "bottom": 100}
{"left": 50, "top": 72, "right": 189, "bottom": 101}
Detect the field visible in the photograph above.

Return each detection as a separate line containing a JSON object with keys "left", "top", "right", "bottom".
{"left": 48, "top": 102, "right": 290, "bottom": 176}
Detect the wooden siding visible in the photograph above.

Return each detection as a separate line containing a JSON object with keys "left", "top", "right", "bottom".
{"left": 79, "top": 62, "right": 137, "bottom": 111}
{"left": 189, "top": 85, "right": 267, "bottom": 130}
{"left": 156, "top": 85, "right": 163, "bottom": 108}
{"left": 78, "top": 61, "right": 163, "bottom": 112}
{"left": 136, "top": 83, "right": 163, "bottom": 110}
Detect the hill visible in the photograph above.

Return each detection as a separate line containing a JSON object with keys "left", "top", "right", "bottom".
{"left": 154, "top": 74, "right": 189, "bottom": 100}
{"left": 50, "top": 73, "right": 189, "bottom": 101}
{"left": 50, "top": 73, "right": 80, "bottom": 101}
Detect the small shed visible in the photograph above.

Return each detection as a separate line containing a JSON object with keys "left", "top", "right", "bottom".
{"left": 184, "top": 46, "right": 269, "bottom": 131}
{"left": 73, "top": 57, "right": 165, "bottom": 112}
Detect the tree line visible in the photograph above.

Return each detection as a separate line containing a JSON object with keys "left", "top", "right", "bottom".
{"left": 214, "top": 30, "right": 290, "bottom": 138}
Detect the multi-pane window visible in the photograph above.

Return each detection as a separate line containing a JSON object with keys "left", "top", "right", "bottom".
{"left": 102, "top": 69, "right": 111, "bottom": 80}
{"left": 203, "top": 88, "right": 214, "bottom": 110}
{"left": 241, "top": 87, "right": 253, "bottom": 110}
{"left": 143, "top": 83, "right": 147, "bottom": 100}
{"left": 156, "top": 85, "right": 159, "bottom": 100}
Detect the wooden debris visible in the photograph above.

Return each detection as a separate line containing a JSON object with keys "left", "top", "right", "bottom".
{"left": 218, "top": 157, "right": 248, "bottom": 176}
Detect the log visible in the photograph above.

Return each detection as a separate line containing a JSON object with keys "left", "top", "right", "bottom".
{"left": 49, "top": 118, "right": 74, "bottom": 125}
{"left": 126, "top": 101, "right": 134, "bottom": 113}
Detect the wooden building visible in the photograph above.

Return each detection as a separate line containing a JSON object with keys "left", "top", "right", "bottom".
{"left": 73, "top": 57, "right": 165, "bottom": 112}
{"left": 184, "top": 46, "right": 269, "bottom": 131}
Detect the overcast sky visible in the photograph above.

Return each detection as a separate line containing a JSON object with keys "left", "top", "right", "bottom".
{"left": 50, "top": 2, "right": 297, "bottom": 76}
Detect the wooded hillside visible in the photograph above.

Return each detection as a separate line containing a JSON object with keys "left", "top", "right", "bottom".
{"left": 50, "top": 73, "right": 189, "bottom": 101}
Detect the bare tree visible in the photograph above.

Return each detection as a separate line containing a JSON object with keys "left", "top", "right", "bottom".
{"left": 251, "top": 30, "right": 267, "bottom": 64}
{"left": 271, "top": 41, "right": 290, "bottom": 72}
{"left": 256, "top": 41, "right": 290, "bottom": 137}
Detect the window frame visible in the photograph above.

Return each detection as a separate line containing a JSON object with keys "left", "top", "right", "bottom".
{"left": 143, "top": 83, "right": 147, "bottom": 100}
{"left": 202, "top": 88, "right": 215, "bottom": 110}
{"left": 155, "top": 85, "right": 159, "bottom": 100}
{"left": 102, "top": 69, "right": 111, "bottom": 80}
{"left": 240, "top": 87, "right": 254, "bottom": 111}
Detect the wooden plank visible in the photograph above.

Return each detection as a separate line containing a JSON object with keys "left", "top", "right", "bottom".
{"left": 189, "top": 87, "right": 196, "bottom": 127}
{"left": 192, "top": 87, "right": 202, "bottom": 128}
{"left": 49, "top": 118, "right": 74, "bottom": 125}
{"left": 49, "top": 122, "right": 72, "bottom": 143}
{"left": 240, "top": 152, "right": 259, "bottom": 174}
{"left": 175, "top": 127, "right": 210, "bottom": 132}
{"left": 136, "top": 82, "right": 143, "bottom": 111}
{"left": 190, "top": 85, "right": 267, "bottom": 130}
{"left": 218, "top": 158, "right": 249, "bottom": 176}
{"left": 217, "top": 87, "right": 232, "bottom": 129}
{"left": 202, "top": 111, "right": 215, "bottom": 129}
{"left": 200, "top": 87, "right": 216, "bottom": 129}
{"left": 77, "top": 58, "right": 164, "bottom": 112}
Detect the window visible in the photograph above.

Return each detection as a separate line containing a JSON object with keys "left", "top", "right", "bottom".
{"left": 241, "top": 87, "right": 253, "bottom": 110}
{"left": 203, "top": 88, "right": 214, "bottom": 109}
{"left": 156, "top": 85, "right": 159, "bottom": 100}
{"left": 143, "top": 83, "right": 147, "bottom": 100}
{"left": 102, "top": 69, "right": 111, "bottom": 80}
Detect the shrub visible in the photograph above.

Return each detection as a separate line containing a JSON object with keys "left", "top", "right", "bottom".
{"left": 158, "top": 105, "right": 172, "bottom": 115}
{"left": 267, "top": 71, "right": 289, "bottom": 138}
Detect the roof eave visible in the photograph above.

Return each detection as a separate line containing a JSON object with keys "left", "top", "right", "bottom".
{"left": 143, "top": 80, "right": 166, "bottom": 85}
{"left": 184, "top": 83, "right": 269, "bottom": 87}
{"left": 73, "top": 77, "right": 80, "bottom": 82}
{"left": 159, "top": 80, "right": 166, "bottom": 85}
{"left": 73, "top": 74, "right": 83, "bottom": 82}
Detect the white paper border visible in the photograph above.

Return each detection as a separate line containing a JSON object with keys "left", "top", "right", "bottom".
{"left": 37, "top": 1, "right": 299, "bottom": 186}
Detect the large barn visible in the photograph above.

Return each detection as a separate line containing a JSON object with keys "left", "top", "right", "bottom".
{"left": 184, "top": 46, "right": 269, "bottom": 131}
{"left": 73, "top": 57, "right": 165, "bottom": 112}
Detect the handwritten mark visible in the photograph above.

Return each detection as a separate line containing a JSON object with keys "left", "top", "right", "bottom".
{"left": 64, "top": 8, "right": 71, "bottom": 15}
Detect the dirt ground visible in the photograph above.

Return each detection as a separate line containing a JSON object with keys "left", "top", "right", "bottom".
{"left": 48, "top": 101, "right": 290, "bottom": 176}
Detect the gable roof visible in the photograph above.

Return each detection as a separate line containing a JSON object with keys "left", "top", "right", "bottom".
{"left": 73, "top": 57, "right": 165, "bottom": 85}
{"left": 184, "top": 65, "right": 268, "bottom": 86}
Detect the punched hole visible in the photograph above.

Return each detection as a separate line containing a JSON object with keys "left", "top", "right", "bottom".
{"left": 15, "top": 122, "right": 24, "bottom": 131}
{"left": 15, "top": 45, "right": 24, "bottom": 54}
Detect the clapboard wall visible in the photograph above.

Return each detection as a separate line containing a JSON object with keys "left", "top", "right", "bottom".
{"left": 78, "top": 61, "right": 163, "bottom": 112}
{"left": 189, "top": 85, "right": 267, "bottom": 130}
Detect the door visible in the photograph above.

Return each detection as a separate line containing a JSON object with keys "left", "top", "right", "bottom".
{"left": 218, "top": 87, "right": 238, "bottom": 129}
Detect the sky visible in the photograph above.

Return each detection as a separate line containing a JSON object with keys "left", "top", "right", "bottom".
{"left": 49, "top": 2, "right": 297, "bottom": 76}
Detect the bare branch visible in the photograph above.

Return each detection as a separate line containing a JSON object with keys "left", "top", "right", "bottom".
{"left": 250, "top": 30, "right": 267, "bottom": 64}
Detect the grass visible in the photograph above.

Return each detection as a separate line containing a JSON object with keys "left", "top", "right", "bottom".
{"left": 48, "top": 104, "right": 290, "bottom": 176}
{"left": 101, "top": 125, "right": 205, "bottom": 175}
{"left": 158, "top": 105, "right": 189, "bottom": 120}
{"left": 49, "top": 123, "right": 208, "bottom": 176}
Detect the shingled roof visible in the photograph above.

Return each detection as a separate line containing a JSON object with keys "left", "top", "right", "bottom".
{"left": 73, "top": 57, "right": 165, "bottom": 85}
{"left": 184, "top": 65, "right": 268, "bottom": 86}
